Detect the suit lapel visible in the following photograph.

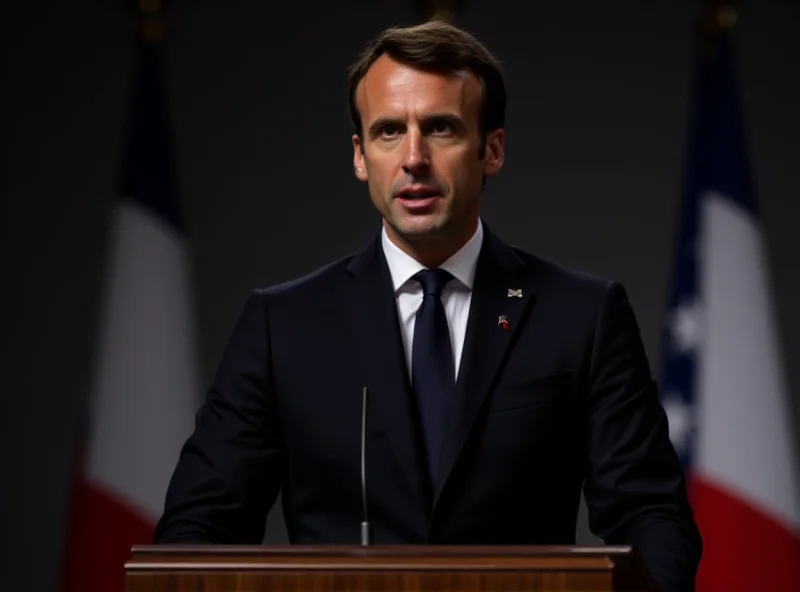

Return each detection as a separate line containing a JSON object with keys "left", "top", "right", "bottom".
{"left": 433, "top": 227, "right": 538, "bottom": 508}
{"left": 343, "top": 237, "right": 430, "bottom": 518}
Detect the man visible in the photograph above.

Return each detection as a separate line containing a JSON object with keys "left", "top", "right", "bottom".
{"left": 154, "top": 20, "right": 702, "bottom": 592}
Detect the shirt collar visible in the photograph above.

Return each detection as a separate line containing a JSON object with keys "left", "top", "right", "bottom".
{"left": 381, "top": 219, "right": 484, "bottom": 293}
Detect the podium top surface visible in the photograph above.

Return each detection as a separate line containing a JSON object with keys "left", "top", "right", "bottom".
{"left": 127, "top": 544, "right": 638, "bottom": 571}
{"left": 126, "top": 546, "right": 661, "bottom": 591}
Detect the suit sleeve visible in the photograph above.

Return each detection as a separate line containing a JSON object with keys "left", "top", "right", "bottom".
{"left": 153, "top": 290, "right": 282, "bottom": 544}
{"left": 583, "top": 280, "right": 702, "bottom": 592}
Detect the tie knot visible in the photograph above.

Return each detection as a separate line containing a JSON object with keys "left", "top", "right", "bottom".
{"left": 413, "top": 268, "right": 453, "bottom": 297}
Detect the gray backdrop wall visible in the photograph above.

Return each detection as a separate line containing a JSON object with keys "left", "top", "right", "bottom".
{"left": 5, "top": 1, "right": 798, "bottom": 591}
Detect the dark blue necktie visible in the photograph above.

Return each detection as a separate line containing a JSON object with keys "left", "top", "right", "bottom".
{"left": 411, "top": 268, "right": 455, "bottom": 483}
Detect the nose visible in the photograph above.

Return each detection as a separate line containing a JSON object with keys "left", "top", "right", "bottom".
{"left": 402, "top": 128, "right": 430, "bottom": 176}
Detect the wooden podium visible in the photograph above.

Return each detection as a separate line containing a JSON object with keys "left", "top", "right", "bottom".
{"left": 125, "top": 545, "right": 660, "bottom": 591}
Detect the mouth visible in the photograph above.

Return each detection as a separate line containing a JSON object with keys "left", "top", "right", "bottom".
{"left": 394, "top": 187, "right": 441, "bottom": 212}
{"left": 394, "top": 185, "right": 441, "bottom": 200}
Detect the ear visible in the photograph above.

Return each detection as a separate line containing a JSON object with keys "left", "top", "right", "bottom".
{"left": 482, "top": 128, "right": 505, "bottom": 177}
{"left": 352, "top": 134, "right": 368, "bottom": 182}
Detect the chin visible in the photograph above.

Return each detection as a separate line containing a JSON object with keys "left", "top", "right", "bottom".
{"left": 392, "top": 218, "right": 449, "bottom": 241}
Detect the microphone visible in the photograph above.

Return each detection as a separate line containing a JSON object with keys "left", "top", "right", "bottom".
{"left": 360, "top": 385, "right": 371, "bottom": 546}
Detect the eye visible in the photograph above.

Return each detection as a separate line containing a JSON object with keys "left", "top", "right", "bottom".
{"left": 380, "top": 124, "right": 400, "bottom": 138}
{"left": 429, "top": 120, "right": 453, "bottom": 134}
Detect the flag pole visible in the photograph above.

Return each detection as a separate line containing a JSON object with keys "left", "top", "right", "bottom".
{"left": 696, "top": 0, "right": 738, "bottom": 53}
{"left": 128, "top": 0, "right": 168, "bottom": 43}
{"left": 415, "top": 0, "right": 465, "bottom": 22}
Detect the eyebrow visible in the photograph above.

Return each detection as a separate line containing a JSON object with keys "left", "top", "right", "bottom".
{"left": 366, "top": 113, "right": 465, "bottom": 139}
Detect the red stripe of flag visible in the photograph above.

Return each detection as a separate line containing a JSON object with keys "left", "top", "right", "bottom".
{"left": 691, "top": 475, "right": 800, "bottom": 591}
{"left": 60, "top": 478, "right": 154, "bottom": 592}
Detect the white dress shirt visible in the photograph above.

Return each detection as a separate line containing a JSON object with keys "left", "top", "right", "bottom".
{"left": 381, "top": 220, "right": 484, "bottom": 381}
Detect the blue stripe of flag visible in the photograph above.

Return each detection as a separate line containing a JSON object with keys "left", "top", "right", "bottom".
{"left": 659, "top": 22, "right": 754, "bottom": 469}
{"left": 116, "top": 39, "right": 183, "bottom": 232}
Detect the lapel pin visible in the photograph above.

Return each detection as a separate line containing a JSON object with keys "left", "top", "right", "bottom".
{"left": 498, "top": 315, "right": 509, "bottom": 331}
{"left": 507, "top": 288, "right": 523, "bottom": 298}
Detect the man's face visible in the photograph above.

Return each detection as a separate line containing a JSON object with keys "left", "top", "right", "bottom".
{"left": 352, "top": 55, "right": 504, "bottom": 251}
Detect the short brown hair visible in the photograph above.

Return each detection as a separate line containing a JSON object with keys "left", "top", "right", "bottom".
{"left": 347, "top": 21, "right": 506, "bottom": 153}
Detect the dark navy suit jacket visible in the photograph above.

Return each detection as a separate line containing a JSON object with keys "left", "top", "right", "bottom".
{"left": 154, "top": 225, "right": 702, "bottom": 592}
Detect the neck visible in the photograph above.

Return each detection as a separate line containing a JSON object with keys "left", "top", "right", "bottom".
{"left": 384, "top": 216, "right": 479, "bottom": 268}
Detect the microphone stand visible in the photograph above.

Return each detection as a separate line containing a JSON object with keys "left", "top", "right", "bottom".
{"left": 360, "top": 386, "right": 371, "bottom": 545}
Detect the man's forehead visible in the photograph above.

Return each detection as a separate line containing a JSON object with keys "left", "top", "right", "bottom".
{"left": 357, "top": 55, "right": 480, "bottom": 117}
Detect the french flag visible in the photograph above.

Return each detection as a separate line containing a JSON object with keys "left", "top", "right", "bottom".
{"left": 59, "top": 11, "right": 199, "bottom": 592}
{"left": 659, "top": 7, "right": 800, "bottom": 591}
